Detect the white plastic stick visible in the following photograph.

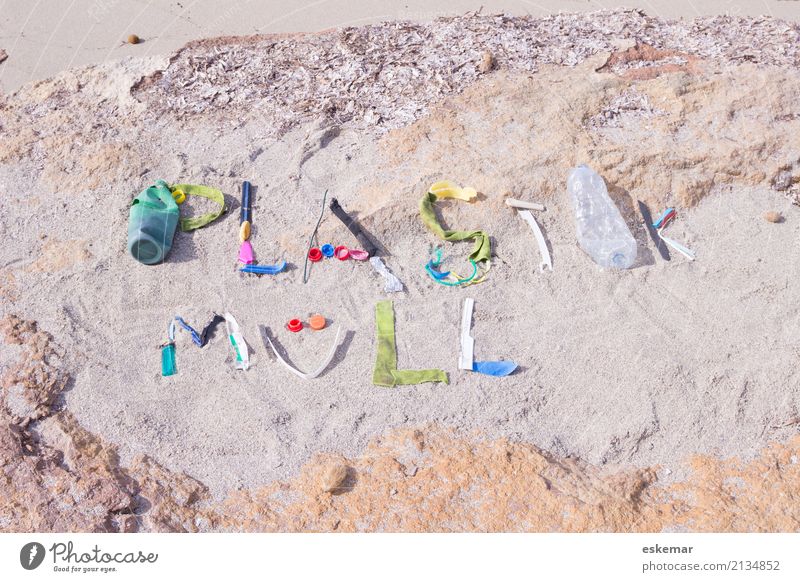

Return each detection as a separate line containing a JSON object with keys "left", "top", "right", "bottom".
{"left": 459, "top": 298, "right": 475, "bottom": 370}
{"left": 517, "top": 210, "right": 553, "bottom": 272}
{"left": 224, "top": 312, "right": 250, "bottom": 370}
{"left": 658, "top": 232, "right": 695, "bottom": 261}
{"left": 265, "top": 326, "right": 342, "bottom": 380}
{"left": 505, "top": 198, "right": 545, "bottom": 211}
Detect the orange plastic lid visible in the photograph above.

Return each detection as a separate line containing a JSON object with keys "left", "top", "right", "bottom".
{"left": 308, "top": 314, "right": 326, "bottom": 330}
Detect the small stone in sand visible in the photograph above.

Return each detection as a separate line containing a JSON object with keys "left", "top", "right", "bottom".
{"left": 320, "top": 463, "right": 349, "bottom": 493}
{"left": 0, "top": 49, "right": 7, "bottom": 64}
{"left": 478, "top": 51, "right": 494, "bottom": 73}
{"left": 764, "top": 211, "right": 784, "bottom": 223}
{"left": 127, "top": 35, "right": 142, "bottom": 45}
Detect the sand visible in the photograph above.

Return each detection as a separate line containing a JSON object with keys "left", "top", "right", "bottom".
{"left": 1, "top": 12, "right": 799, "bottom": 501}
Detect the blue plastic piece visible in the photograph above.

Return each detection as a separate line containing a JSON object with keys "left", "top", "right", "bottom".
{"left": 175, "top": 317, "right": 203, "bottom": 347}
{"left": 321, "top": 244, "right": 335, "bottom": 257}
{"left": 241, "top": 181, "right": 252, "bottom": 224}
{"left": 240, "top": 260, "right": 287, "bottom": 275}
{"left": 473, "top": 360, "right": 518, "bottom": 377}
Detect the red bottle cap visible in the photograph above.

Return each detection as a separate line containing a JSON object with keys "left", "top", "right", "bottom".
{"left": 308, "top": 247, "right": 323, "bottom": 262}
{"left": 287, "top": 319, "right": 303, "bottom": 332}
{"left": 334, "top": 245, "right": 350, "bottom": 260}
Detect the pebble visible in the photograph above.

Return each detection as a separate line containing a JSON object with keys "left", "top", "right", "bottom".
{"left": 764, "top": 211, "right": 783, "bottom": 223}
{"left": 478, "top": 50, "right": 494, "bottom": 73}
{"left": 127, "top": 34, "right": 142, "bottom": 45}
{"left": 320, "top": 463, "right": 349, "bottom": 493}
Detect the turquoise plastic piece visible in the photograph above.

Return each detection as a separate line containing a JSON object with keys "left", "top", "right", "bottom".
{"left": 128, "top": 180, "right": 180, "bottom": 265}
{"left": 161, "top": 343, "right": 177, "bottom": 376}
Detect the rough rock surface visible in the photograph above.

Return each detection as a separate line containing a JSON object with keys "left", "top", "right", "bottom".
{"left": 2, "top": 318, "right": 799, "bottom": 532}
{"left": 1, "top": 11, "right": 800, "bottom": 531}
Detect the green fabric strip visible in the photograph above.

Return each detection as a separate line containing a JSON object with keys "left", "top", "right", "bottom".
{"left": 372, "top": 300, "right": 448, "bottom": 387}
{"left": 419, "top": 191, "right": 491, "bottom": 263}
{"left": 172, "top": 183, "right": 226, "bottom": 231}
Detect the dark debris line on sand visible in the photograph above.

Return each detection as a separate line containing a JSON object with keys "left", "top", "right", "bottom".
{"left": 133, "top": 10, "right": 800, "bottom": 136}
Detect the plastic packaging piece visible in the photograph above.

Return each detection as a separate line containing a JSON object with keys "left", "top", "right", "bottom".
{"left": 458, "top": 298, "right": 475, "bottom": 370}
{"left": 128, "top": 180, "right": 180, "bottom": 265}
{"left": 308, "top": 247, "right": 323, "bottom": 262}
{"left": 321, "top": 244, "right": 335, "bottom": 257}
{"left": 473, "top": 361, "right": 518, "bottom": 376}
{"left": 309, "top": 314, "right": 326, "bottom": 330}
{"left": 517, "top": 210, "right": 552, "bottom": 272}
{"left": 264, "top": 326, "right": 342, "bottom": 380}
{"left": 161, "top": 343, "right": 177, "bottom": 376}
{"left": 369, "top": 257, "right": 404, "bottom": 293}
{"left": 334, "top": 245, "right": 350, "bottom": 260}
{"left": 287, "top": 319, "right": 303, "bottom": 332}
{"left": 224, "top": 313, "right": 249, "bottom": 370}
{"left": 567, "top": 165, "right": 637, "bottom": 269}
{"left": 429, "top": 180, "right": 478, "bottom": 202}
{"left": 238, "top": 240, "right": 255, "bottom": 264}
{"left": 458, "top": 298, "right": 518, "bottom": 377}
{"left": 349, "top": 249, "right": 370, "bottom": 261}
{"left": 239, "top": 260, "right": 287, "bottom": 275}
{"left": 372, "top": 300, "right": 448, "bottom": 386}
{"left": 505, "top": 198, "right": 545, "bottom": 211}
{"left": 638, "top": 201, "right": 670, "bottom": 261}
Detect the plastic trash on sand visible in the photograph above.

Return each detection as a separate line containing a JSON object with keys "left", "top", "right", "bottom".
{"left": 224, "top": 313, "right": 249, "bottom": 370}
{"left": 263, "top": 326, "right": 342, "bottom": 380}
{"left": 567, "top": 165, "right": 637, "bottom": 269}
{"left": 459, "top": 298, "right": 517, "bottom": 377}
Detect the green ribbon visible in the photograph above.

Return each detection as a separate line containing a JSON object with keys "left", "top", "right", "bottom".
{"left": 172, "top": 183, "right": 226, "bottom": 231}
{"left": 419, "top": 191, "right": 491, "bottom": 263}
{"left": 372, "top": 300, "right": 448, "bottom": 387}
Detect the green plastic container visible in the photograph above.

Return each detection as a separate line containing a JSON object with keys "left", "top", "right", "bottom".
{"left": 127, "top": 180, "right": 180, "bottom": 265}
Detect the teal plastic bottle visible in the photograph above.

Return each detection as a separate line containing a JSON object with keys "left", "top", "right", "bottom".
{"left": 127, "top": 180, "right": 180, "bottom": 264}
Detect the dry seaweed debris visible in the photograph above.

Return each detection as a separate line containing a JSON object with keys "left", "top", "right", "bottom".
{"left": 133, "top": 10, "right": 800, "bottom": 137}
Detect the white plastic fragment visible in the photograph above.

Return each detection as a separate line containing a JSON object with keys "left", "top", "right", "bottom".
{"left": 224, "top": 312, "right": 250, "bottom": 370}
{"left": 459, "top": 298, "right": 475, "bottom": 370}
{"left": 369, "top": 256, "right": 404, "bottom": 293}
{"left": 505, "top": 198, "right": 546, "bottom": 211}
{"left": 265, "top": 326, "right": 342, "bottom": 380}
{"left": 517, "top": 209, "right": 553, "bottom": 272}
{"left": 658, "top": 232, "right": 696, "bottom": 261}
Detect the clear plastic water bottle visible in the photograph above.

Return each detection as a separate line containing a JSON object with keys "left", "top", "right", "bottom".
{"left": 567, "top": 164, "right": 637, "bottom": 269}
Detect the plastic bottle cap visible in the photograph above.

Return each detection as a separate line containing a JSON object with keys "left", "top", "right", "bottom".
{"left": 308, "top": 248, "right": 323, "bottom": 262}
{"left": 287, "top": 319, "right": 303, "bottom": 332}
{"left": 172, "top": 189, "right": 186, "bottom": 204}
{"left": 308, "top": 314, "right": 326, "bottom": 330}
{"left": 321, "top": 244, "right": 335, "bottom": 258}
{"left": 334, "top": 245, "right": 350, "bottom": 260}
